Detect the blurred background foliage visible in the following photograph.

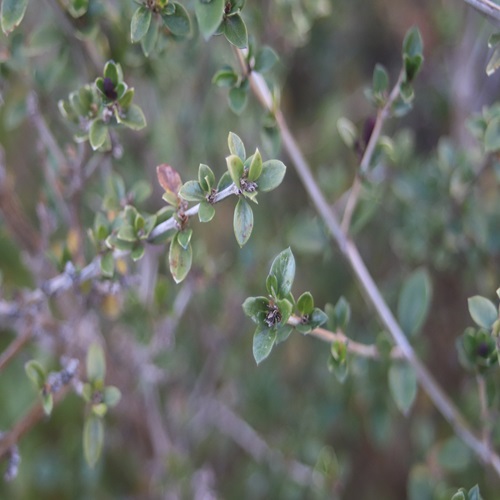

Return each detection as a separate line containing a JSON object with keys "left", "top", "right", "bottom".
{"left": 1, "top": 0, "right": 500, "bottom": 498}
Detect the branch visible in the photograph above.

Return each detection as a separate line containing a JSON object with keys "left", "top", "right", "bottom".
{"left": 0, "top": 385, "right": 71, "bottom": 460}
{"left": 477, "top": 374, "right": 492, "bottom": 448}
{"left": 462, "top": 0, "right": 500, "bottom": 23}
{"left": 341, "top": 70, "right": 404, "bottom": 233}
{"left": 238, "top": 52, "right": 500, "bottom": 477}
{"left": 194, "top": 397, "right": 323, "bottom": 489}
{"left": 287, "top": 316, "right": 404, "bottom": 359}
{"left": 0, "top": 329, "right": 32, "bottom": 374}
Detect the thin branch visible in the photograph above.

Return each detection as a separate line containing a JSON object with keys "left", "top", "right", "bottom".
{"left": 194, "top": 397, "right": 323, "bottom": 489}
{"left": 27, "top": 93, "right": 72, "bottom": 225}
{"left": 0, "top": 329, "right": 32, "bottom": 374}
{"left": 477, "top": 374, "right": 492, "bottom": 447}
{"left": 341, "top": 70, "right": 404, "bottom": 233}
{"left": 462, "top": 0, "right": 500, "bottom": 23}
{"left": 287, "top": 315, "right": 403, "bottom": 359}
{"left": 0, "top": 385, "right": 71, "bottom": 460}
{"left": 238, "top": 53, "right": 500, "bottom": 477}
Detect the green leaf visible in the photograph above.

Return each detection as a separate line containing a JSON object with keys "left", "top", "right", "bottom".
{"left": 266, "top": 274, "right": 278, "bottom": 297}
{"left": 484, "top": 116, "right": 500, "bottom": 152}
{"left": 223, "top": 13, "right": 248, "bottom": 48}
{"left": 254, "top": 46, "right": 279, "bottom": 73}
{"left": 198, "top": 163, "right": 215, "bottom": 192}
{"left": 131, "top": 6, "right": 152, "bottom": 43}
{"left": 169, "top": 234, "right": 193, "bottom": 283}
{"left": 275, "top": 324, "right": 293, "bottom": 344}
{"left": 269, "top": 248, "right": 295, "bottom": 299}
{"left": 217, "top": 171, "right": 233, "bottom": 191}
{"left": 233, "top": 197, "right": 253, "bottom": 246}
{"left": 116, "top": 104, "right": 146, "bottom": 130}
{"left": 103, "top": 386, "right": 121, "bottom": 408}
{"left": 242, "top": 296, "right": 269, "bottom": 324}
{"left": 253, "top": 326, "right": 277, "bottom": 364}
{"left": 42, "top": 393, "right": 53, "bottom": 416}
{"left": 67, "top": 0, "right": 89, "bottom": 18}
{"left": 487, "top": 45, "right": 500, "bottom": 76}
{"left": 117, "top": 223, "right": 137, "bottom": 242}
{"left": 100, "top": 252, "right": 115, "bottom": 278}
{"left": 87, "top": 343, "right": 106, "bottom": 383}
{"left": 334, "top": 297, "right": 351, "bottom": 330}
{"left": 83, "top": 415, "right": 104, "bottom": 468}
{"left": 141, "top": 15, "right": 159, "bottom": 57}
{"left": 226, "top": 154, "right": 244, "bottom": 185}
{"left": 467, "top": 485, "right": 483, "bottom": 500}
{"left": 177, "top": 228, "right": 193, "bottom": 249}
{"left": 373, "top": 63, "right": 389, "bottom": 95}
{"left": 257, "top": 160, "right": 286, "bottom": 192}
{"left": 247, "top": 149, "right": 263, "bottom": 181}
{"left": 228, "top": 85, "right": 248, "bottom": 114}
{"left": 337, "top": 117, "right": 357, "bottom": 149}
{"left": 397, "top": 268, "right": 432, "bottom": 337}
{"left": 162, "top": 2, "right": 191, "bottom": 37}
{"left": 468, "top": 295, "right": 498, "bottom": 329}
{"left": 328, "top": 341, "right": 348, "bottom": 383}
{"left": 402, "top": 26, "right": 423, "bottom": 58}
{"left": 118, "top": 88, "right": 135, "bottom": 110}
{"left": 212, "top": 67, "right": 239, "bottom": 88}
{"left": 228, "top": 132, "right": 246, "bottom": 161}
{"left": 309, "top": 307, "right": 328, "bottom": 329}
{"left": 297, "top": 292, "right": 314, "bottom": 315}
{"left": 195, "top": 0, "right": 224, "bottom": 39}
{"left": 131, "top": 245, "right": 145, "bottom": 262}
{"left": 103, "top": 61, "right": 119, "bottom": 87}
{"left": 25, "top": 360, "right": 46, "bottom": 390}
{"left": 198, "top": 200, "right": 215, "bottom": 222}
{"left": 388, "top": 363, "right": 417, "bottom": 415}
{"left": 89, "top": 119, "right": 108, "bottom": 151}
{"left": 276, "top": 298, "right": 293, "bottom": 326}
{"left": 1, "top": 0, "right": 29, "bottom": 35}
{"left": 92, "top": 403, "right": 108, "bottom": 418}
{"left": 437, "top": 437, "right": 472, "bottom": 472}
{"left": 179, "top": 181, "right": 206, "bottom": 202}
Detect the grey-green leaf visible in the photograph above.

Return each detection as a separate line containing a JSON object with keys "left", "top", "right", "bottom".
{"left": 253, "top": 326, "right": 277, "bottom": 364}
{"left": 468, "top": 295, "right": 498, "bottom": 329}
{"left": 83, "top": 414, "right": 104, "bottom": 468}
{"left": 169, "top": 234, "right": 193, "bottom": 283}
{"left": 223, "top": 13, "right": 248, "bottom": 48}
{"left": 198, "top": 200, "right": 215, "bottom": 222}
{"left": 228, "top": 132, "right": 246, "bottom": 161}
{"left": 131, "top": 6, "right": 152, "bottom": 43}
{"left": 179, "top": 180, "right": 206, "bottom": 202}
{"left": 89, "top": 119, "right": 108, "bottom": 151}
{"left": 397, "top": 268, "right": 432, "bottom": 337}
{"left": 388, "top": 363, "right": 417, "bottom": 415}
{"left": 233, "top": 197, "right": 253, "bottom": 246}
{"left": 1, "top": 0, "right": 29, "bottom": 35}
{"left": 25, "top": 360, "right": 46, "bottom": 390}
{"left": 257, "top": 160, "right": 286, "bottom": 192}
{"left": 116, "top": 104, "right": 146, "bottom": 130}
{"left": 195, "top": 0, "right": 224, "bottom": 39}
{"left": 269, "top": 247, "right": 295, "bottom": 299}
{"left": 87, "top": 343, "right": 106, "bottom": 383}
{"left": 162, "top": 2, "right": 191, "bottom": 37}
{"left": 254, "top": 46, "right": 279, "bottom": 73}
{"left": 484, "top": 116, "right": 500, "bottom": 152}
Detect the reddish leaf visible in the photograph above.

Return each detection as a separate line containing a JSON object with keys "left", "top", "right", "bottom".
{"left": 156, "top": 164, "right": 182, "bottom": 195}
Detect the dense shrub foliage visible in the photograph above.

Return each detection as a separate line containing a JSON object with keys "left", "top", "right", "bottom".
{"left": 1, "top": 0, "right": 500, "bottom": 498}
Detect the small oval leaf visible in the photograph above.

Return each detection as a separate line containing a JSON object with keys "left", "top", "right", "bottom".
{"left": 253, "top": 326, "right": 277, "bottom": 364}
{"left": 269, "top": 247, "right": 295, "bottom": 299}
{"left": 195, "top": 0, "right": 224, "bottom": 39}
{"left": 388, "top": 363, "right": 417, "bottom": 415}
{"left": 233, "top": 197, "right": 253, "bottom": 246}
{"left": 131, "top": 6, "right": 152, "bottom": 43}
{"left": 468, "top": 295, "right": 498, "bottom": 329}
{"left": 83, "top": 415, "right": 104, "bottom": 468}
{"left": 223, "top": 13, "right": 248, "bottom": 48}
{"left": 257, "top": 160, "right": 286, "bottom": 192}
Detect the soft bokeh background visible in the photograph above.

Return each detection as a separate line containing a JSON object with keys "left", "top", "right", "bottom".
{"left": 1, "top": 0, "right": 500, "bottom": 498}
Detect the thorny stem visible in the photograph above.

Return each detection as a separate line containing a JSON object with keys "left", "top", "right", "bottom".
{"left": 341, "top": 70, "right": 405, "bottom": 233}
{"left": 287, "top": 315, "right": 403, "bottom": 359}
{"left": 237, "top": 50, "right": 500, "bottom": 476}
